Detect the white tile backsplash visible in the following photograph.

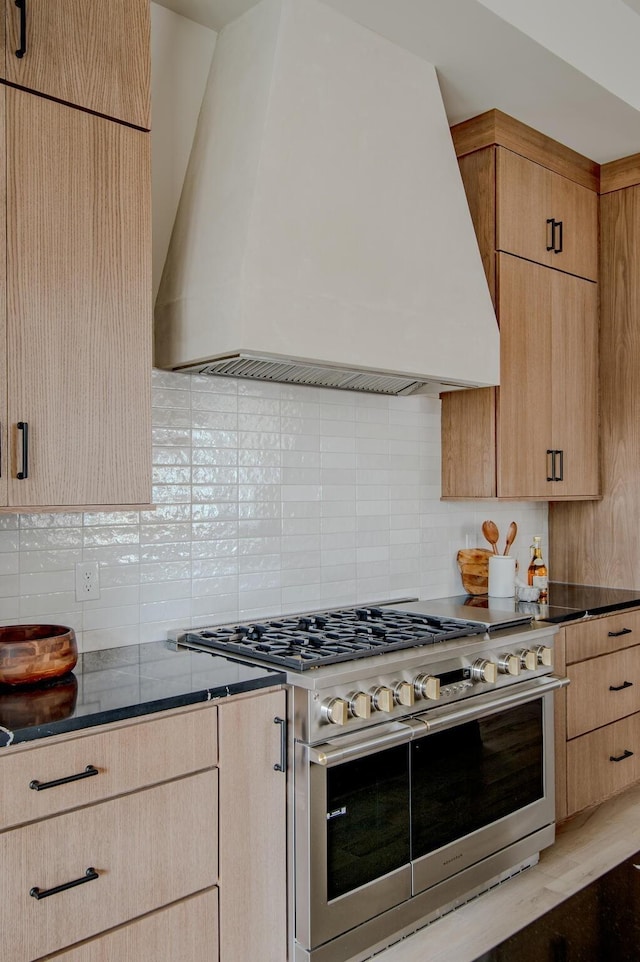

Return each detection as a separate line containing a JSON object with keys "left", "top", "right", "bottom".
{"left": 0, "top": 369, "right": 548, "bottom": 649}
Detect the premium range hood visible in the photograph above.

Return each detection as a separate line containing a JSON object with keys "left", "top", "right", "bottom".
{"left": 155, "top": 0, "right": 500, "bottom": 396}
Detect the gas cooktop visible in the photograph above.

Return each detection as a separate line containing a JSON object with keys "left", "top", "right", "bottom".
{"left": 178, "top": 606, "right": 491, "bottom": 671}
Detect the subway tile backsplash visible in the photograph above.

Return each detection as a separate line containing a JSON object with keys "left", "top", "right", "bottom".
{"left": 0, "top": 370, "right": 548, "bottom": 651}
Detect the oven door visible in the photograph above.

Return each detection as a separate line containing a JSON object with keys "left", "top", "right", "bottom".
{"left": 296, "top": 675, "right": 567, "bottom": 953}
{"left": 296, "top": 724, "right": 413, "bottom": 951}
{"left": 410, "top": 677, "right": 563, "bottom": 895}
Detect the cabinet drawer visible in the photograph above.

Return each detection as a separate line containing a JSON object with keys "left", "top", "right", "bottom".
{"left": 0, "top": 707, "right": 217, "bottom": 831}
{"left": 44, "top": 888, "right": 219, "bottom": 962}
{"left": 565, "top": 610, "right": 640, "bottom": 663}
{"left": 1, "top": 770, "right": 218, "bottom": 962}
{"left": 567, "top": 714, "right": 640, "bottom": 814}
{"left": 567, "top": 646, "right": 640, "bottom": 738}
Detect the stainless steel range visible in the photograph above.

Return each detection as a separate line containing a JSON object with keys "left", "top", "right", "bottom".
{"left": 175, "top": 599, "right": 567, "bottom": 962}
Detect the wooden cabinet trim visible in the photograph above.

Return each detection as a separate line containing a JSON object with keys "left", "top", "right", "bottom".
{"left": 450, "top": 108, "right": 599, "bottom": 192}
{"left": 600, "top": 152, "right": 640, "bottom": 194}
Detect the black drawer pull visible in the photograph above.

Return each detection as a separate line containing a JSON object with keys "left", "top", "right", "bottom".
{"left": 273, "top": 716, "right": 287, "bottom": 773}
{"left": 15, "top": 0, "right": 26, "bottom": 59}
{"left": 30, "top": 867, "right": 98, "bottom": 900}
{"left": 610, "top": 749, "right": 634, "bottom": 763}
{"left": 29, "top": 765, "right": 99, "bottom": 791}
{"left": 609, "top": 680, "right": 633, "bottom": 692}
{"left": 608, "top": 628, "right": 633, "bottom": 637}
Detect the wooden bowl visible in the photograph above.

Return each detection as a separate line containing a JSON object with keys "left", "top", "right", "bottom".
{"left": 0, "top": 625, "right": 78, "bottom": 686}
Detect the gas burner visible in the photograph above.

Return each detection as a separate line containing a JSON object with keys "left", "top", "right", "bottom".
{"left": 183, "top": 606, "right": 488, "bottom": 670}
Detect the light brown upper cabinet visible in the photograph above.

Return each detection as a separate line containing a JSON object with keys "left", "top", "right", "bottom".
{"left": 2, "top": 0, "right": 150, "bottom": 128}
{"left": 441, "top": 110, "right": 600, "bottom": 501}
{"left": 497, "top": 254, "right": 598, "bottom": 499}
{"left": 497, "top": 148, "right": 598, "bottom": 281}
{"left": 2, "top": 87, "right": 152, "bottom": 510}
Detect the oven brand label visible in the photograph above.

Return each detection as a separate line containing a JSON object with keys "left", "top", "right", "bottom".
{"left": 326, "top": 807, "right": 347, "bottom": 820}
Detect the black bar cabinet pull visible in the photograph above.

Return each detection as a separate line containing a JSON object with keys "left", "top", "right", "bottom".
{"left": 554, "top": 219, "right": 564, "bottom": 253}
{"left": 608, "top": 628, "right": 633, "bottom": 638}
{"left": 16, "top": 421, "right": 28, "bottom": 479}
{"left": 556, "top": 448, "right": 564, "bottom": 481}
{"left": 610, "top": 749, "right": 634, "bottom": 763}
{"left": 15, "top": 0, "right": 26, "bottom": 58}
{"left": 546, "top": 218, "right": 555, "bottom": 252}
{"left": 273, "top": 716, "right": 287, "bottom": 773}
{"left": 546, "top": 449, "right": 555, "bottom": 482}
{"left": 30, "top": 867, "right": 99, "bottom": 900}
{"left": 29, "top": 765, "right": 99, "bottom": 792}
{"left": 609, "top": 680, "right": 633, "bottom": 692}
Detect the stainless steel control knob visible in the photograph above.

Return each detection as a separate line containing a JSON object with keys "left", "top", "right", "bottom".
{"left": 414, "top": 673, "right": 441, "bottom": 700}
{"left": 498, "top": 653, "right": 520, "bottom": 676}
{"left": 519, "top": 649, "right": 537, "bottom": 671}
{"left": 371, "top": 686, "right": 395, "bottom": 713}
{"left": 348, "top": 691, "right": 372, "bottom": 720}
{"left": 320, "top": 697, "right": 348, "bottom": 726}
{"left": 394, "top": 681, "right": 415, "bottom": 707}
{"left": 471, "top": 658, "right": 497, "bottom": 684}
{"left": 535, "top": 645, "right": 553, "bottom": 667}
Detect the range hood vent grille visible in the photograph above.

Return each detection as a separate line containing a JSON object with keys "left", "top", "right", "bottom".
{"left": 176, "top": 353, "right": 429, "bottom": 395}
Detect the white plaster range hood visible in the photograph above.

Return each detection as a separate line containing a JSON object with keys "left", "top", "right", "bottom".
{"left": 155, "top": 0, "right": 500, "bottom": 396}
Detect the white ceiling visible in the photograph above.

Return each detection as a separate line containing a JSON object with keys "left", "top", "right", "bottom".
{"left": 153, "top": 0, "right": 640, "bottom": 163}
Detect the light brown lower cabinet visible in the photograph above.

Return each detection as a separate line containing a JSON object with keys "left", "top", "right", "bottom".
{"left": 555, "top": 610, "right": 640, "bottom": 820}
{"left": 0, "top": 689, "right": 288, "bottom": 962}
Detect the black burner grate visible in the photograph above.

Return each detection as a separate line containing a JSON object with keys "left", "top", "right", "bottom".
{"left": 181, "top": 607, "right": 487, "bottom": 670}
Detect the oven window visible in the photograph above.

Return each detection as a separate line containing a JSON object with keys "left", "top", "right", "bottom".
{"left": 326, "top": 743, "right": 410, "bottom": 901}
{"left": 411, "top": 699, "right": 544, "bottom": 858}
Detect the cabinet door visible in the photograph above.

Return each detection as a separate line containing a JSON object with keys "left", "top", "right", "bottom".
{"left": 497, "top": 254, "right": 553, "bottom": 498}
{"left": 497, "top": 148, "right": 598, "bottom": 281}
{"left": 5, "top": 89, "right": 151, "bottom": 508}
{"left": 3, "top": 0, "right": 150, "bottom": 128}
{"left": 549, "top": 270, "right": 599, "bottom": 497}
{"left": 218, "top": 689, "right": 288, "bottom": 962}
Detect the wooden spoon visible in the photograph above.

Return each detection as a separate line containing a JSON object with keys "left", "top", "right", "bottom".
{"left": 503, "top": 521, "right": 517, "bottom": 556}
{"left": 482, "top": 520, "right": 500, "bottom": 555}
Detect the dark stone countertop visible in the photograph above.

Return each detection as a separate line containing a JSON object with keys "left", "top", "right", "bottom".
{"left": 0, "top": 641, "right": 285, "bottom": 748}
{"left": 449, "top": 582, "right": 640, "bottom": 625}
{"left": 534, "top": 582, "right": 640, "bottom": 623}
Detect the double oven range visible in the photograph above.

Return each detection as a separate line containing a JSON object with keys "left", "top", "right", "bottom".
{"left": 175, "top": 598, "right": 566, "bottom": 962}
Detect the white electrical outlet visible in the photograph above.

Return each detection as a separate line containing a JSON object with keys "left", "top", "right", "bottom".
{"left": 75, "top": 562, "right": 100, "bottom": 601}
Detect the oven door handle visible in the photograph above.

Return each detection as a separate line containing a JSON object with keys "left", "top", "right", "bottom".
{"left": 413, "top": 675, "right": 570, "bottom": 736}
{"left": 308, "top": 724, "right": 415, "bottom": 767}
